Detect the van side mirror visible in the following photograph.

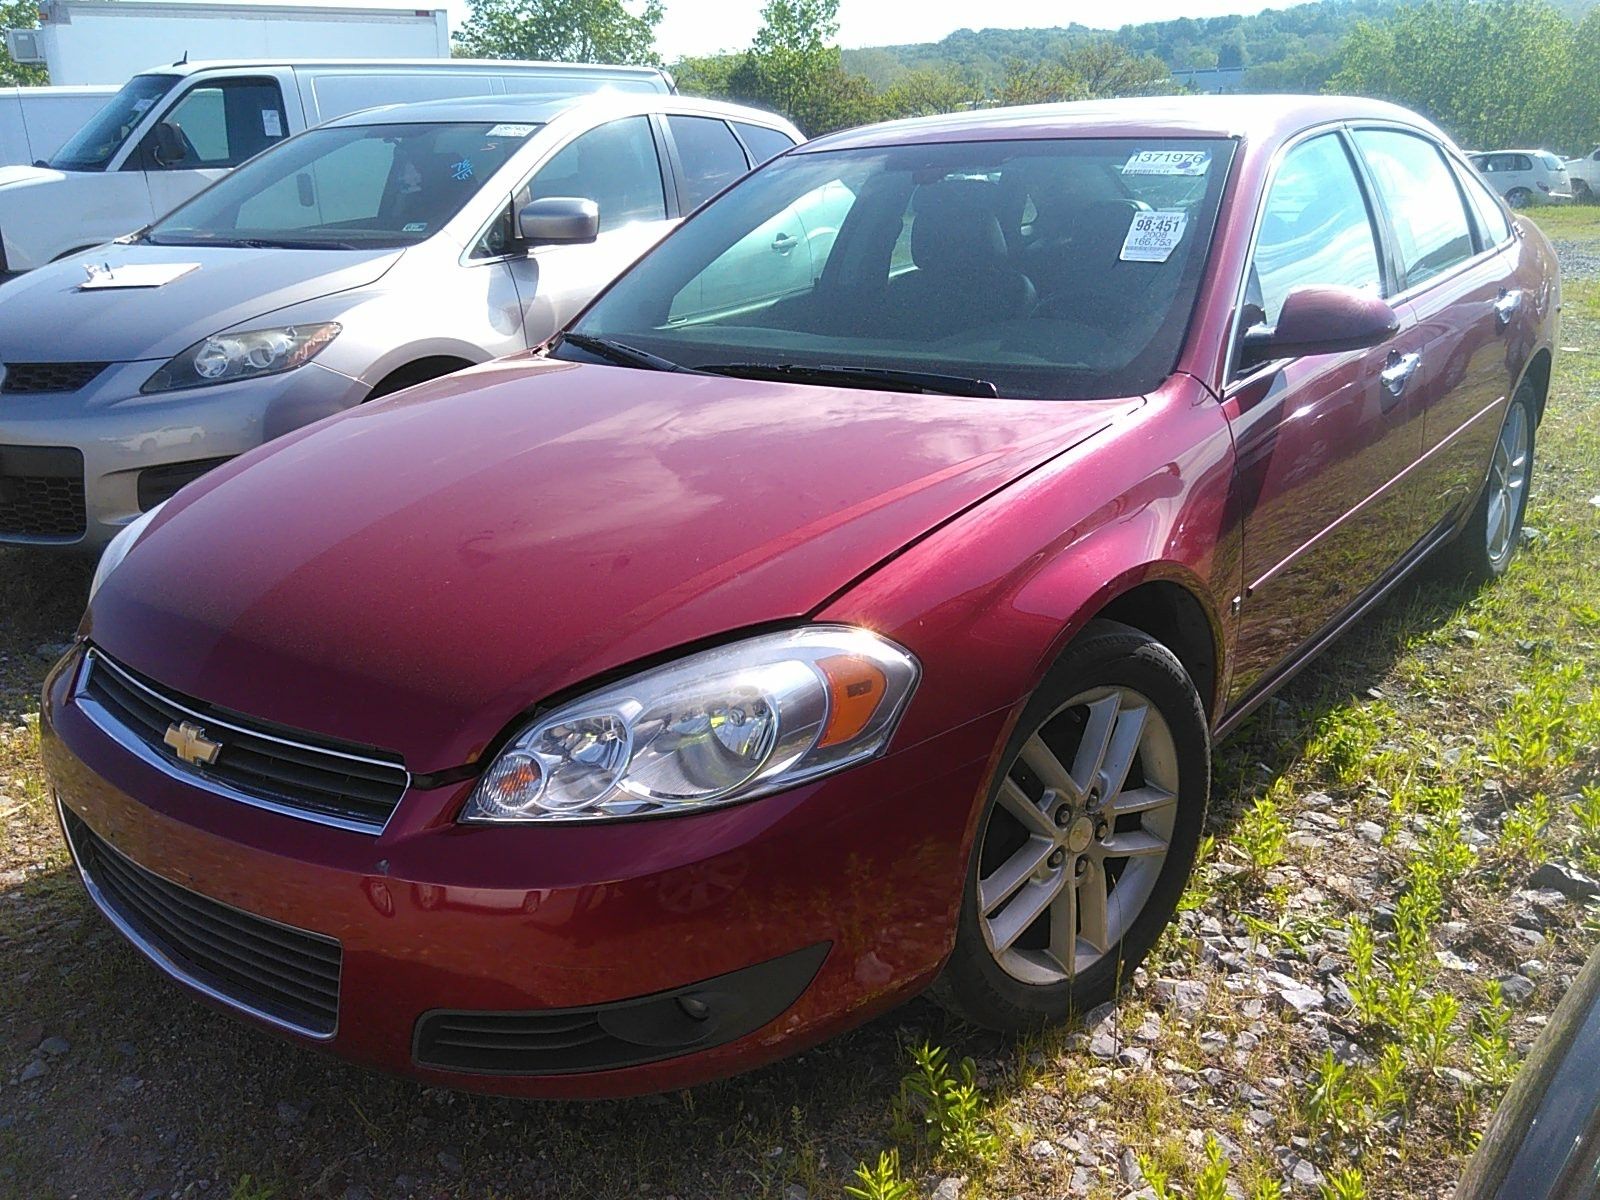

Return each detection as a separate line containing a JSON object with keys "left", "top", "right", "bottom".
{"left": 515, "top": 197, "right": 599, "bottom": 246}
{"left": 1238, "top": 285, "right": 1399, "bottom": 369}
{"left": 150, "top": 121, "right": 188, "bottom": 168}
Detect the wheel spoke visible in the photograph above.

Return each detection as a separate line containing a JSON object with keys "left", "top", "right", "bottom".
{"left": 979, "top": 837, "right": 1053, "bottom": 914}
{"left": 1019, "top": 735, "right": 1082, "bottom": 804}
{"left": 1047, "top": 877, "right": 1079, "bottom": 978}
{"left": 1107, "top": 784, "right": 1177, "bottom": 818}
{"left": 1096, "top": 702, "right": 1147, "bottom": 802}
{"left": 988, "top": 872, "right": 1063, "bottom": 952}
{"left": 1078, "top": 858, "right": 1111, "bottom": 952}
{"left": 998, "top": 776, "right": 1057, "bottom": 839}
{"left": 1099, "top": 828, "right": 1168, "bottom": 859}
{"left": 1070, "top": 693, "right": 1121, "bottom": 795}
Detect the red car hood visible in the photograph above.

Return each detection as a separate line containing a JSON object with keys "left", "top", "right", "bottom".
{"left": 89, "top": 358, "right": 1137, "bottom": 773}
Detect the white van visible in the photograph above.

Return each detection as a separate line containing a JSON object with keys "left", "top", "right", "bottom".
{"left": 0, "top": 57, "right": 672, "bottom": 276}
{"left": 0, "top": 85, "right": 119, "bottom": 167}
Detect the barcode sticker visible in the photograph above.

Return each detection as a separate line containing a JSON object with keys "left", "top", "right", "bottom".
{"left": 1120, "top": 210, "right": 1188, "bottom": 262}
{"left": 1122, "top": 150, "right": 1210, "bottom": 176}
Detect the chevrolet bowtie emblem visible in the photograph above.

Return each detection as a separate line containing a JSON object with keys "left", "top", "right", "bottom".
{"left": 164, "top": 721, "right": 221, "bottom": 766}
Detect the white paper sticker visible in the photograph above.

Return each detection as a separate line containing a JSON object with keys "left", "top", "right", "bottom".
{"left": 1120, "top": 210, "right": 1188, "bottom": 262}
{"left": 403, "top": 221, "right": 428, "bottom": 232}
{"left": 132, "top": 97, "right": 156, "bottom": 115}
{"left": 486, "top": 123, "right": 537, "bottom": 138}
{"left": 262, "top": 109, "right": 283, "bottom": 138}
{"left": 1122, "top": 149, "right": 1210, "bottom": 177}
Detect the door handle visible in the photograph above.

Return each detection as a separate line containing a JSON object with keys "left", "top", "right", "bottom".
{"left": 772, "top": 232, "right": 798, "bottom": 253}
{"left": 1493, "top": 288, "right": 1523, "bottom": 328}
{"left": 1380, "top": 350, "right": 1421, "bottom": 398}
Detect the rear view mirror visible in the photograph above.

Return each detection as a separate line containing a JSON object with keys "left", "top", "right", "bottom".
{"left": 150, "top": 122, "right": 187, "bottom": 168}
{"left": 1239, "top": 285, "right": 1399, "bottom": 369}
{"left": 516, "top": 197, "right": 599, "bottom": 246}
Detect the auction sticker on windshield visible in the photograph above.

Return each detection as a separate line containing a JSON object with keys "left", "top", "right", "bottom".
{"left": 1122, "top": 150, "right": 1210, "bottom": 176}
{"left": 1120, "top": 210, "right": 1188, "bottom": 262}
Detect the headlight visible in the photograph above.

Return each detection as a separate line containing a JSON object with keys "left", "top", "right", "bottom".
{"left": 88, "top": 502, "right": 165, "bottom": 603}
{"left": 141, "top": 323, "right": 340, "bottom": 394}
{"left": 462, "top": 626, "right": 919, "bottom": 823}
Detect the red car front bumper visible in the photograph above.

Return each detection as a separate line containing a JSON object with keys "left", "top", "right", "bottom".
{"left": 40, "top": 644, "right": 1001, "bottom": 1097}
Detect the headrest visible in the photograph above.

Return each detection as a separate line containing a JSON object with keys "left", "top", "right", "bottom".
{"left": 910, "top": 181, "right": 1009, "bottom": 273}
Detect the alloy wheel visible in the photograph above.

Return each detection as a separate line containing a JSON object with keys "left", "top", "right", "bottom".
{"left": 1485, "top": 400, "right": 1530, "bottom": 570}
{"left": 976, "top": 685, "right": 1180, "bottom": 986}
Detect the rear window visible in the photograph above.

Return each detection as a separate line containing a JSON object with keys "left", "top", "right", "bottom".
{"left": 559, "top": 137, "right": 1237, "bottom": 400}
{"left": 1538, "top": 152, "right": 1564, "bottom": 170}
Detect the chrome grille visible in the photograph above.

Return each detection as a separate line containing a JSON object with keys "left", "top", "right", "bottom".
{"left": 63, "top": 808, "right": 341, "bottom": 1037}
{"left": 78, "top": 648, "right": 409, "bottom": 832}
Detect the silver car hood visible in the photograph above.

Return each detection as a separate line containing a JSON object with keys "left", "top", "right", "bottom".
{"left": 0, "top": 243, "right": 403, "bottom": 362}
{"left": 0, "top": 164, "right": 57, "bottom": 189}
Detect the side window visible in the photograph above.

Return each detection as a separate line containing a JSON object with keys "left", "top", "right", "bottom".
{"left": 1513, "top": 154, "right": 1532, "bottom": 172}
{"left": 524, "top": 116, "right": 666, "bottom": 234}
{"left": 1451, "top": 158, "right": 1512, "bottom": 246}
{"left": 667, "top": 115, "right": 750, "bottom": 210}
{"left": 1248, "top": 133, "right": 1383, "bottom": 329}
{"left": 148, "top": 78, "right": 287, "bottom": 170}
{"left": 1353, "top": 129, "right": 1475, "bottom": 289}
{"left": 732, "top": 121, "right": 796, "bottom": 165}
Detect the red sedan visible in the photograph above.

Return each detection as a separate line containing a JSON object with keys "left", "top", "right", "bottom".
{"left": 42, "top": 96, "right": 1559, "bottom": 1097}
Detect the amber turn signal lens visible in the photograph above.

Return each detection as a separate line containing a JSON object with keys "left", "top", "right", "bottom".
{"left": 816, "top": 654, "right": 888, "bottom": 748}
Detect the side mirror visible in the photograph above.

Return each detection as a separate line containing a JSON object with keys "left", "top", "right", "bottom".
{"left": 150, "top": 121, "right": 187, "bottom": 168}
{"left": 516, "top": 196, "right": 599, "bottom": 246}
{"left": 1239, "top": 285, "right": 1399, "bottom": 369}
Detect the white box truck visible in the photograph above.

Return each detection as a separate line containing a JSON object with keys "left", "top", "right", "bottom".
{"left": 0, "top": 57, "right": 674, "bottom": 276}
{"left": 14, "top": 1, "right": 451, "bottom": 85}
{"left": 0, "top": 84, "right": 117, "bottom": 166}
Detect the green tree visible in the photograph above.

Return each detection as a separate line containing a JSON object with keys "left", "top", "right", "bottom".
{"left": 1329, "top": 0, "right": 1576, "bottom": 150}
{"left": 1, "top": 0, "right": 48, "bottom": 86}
{"left": 453, "top": 0, "right": 663, "bottom": 65}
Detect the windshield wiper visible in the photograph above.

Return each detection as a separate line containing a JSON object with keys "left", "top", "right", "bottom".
{"left": 698, "top": 362, "right": 998, "bottom": 398}
{"left": 557, "top": 332, "right": 700, "bottom": 374}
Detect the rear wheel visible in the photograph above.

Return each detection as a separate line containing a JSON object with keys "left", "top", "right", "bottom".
{"left": 1443, "top": 382, "right": 1535, "bottom": 582}
{"left": 931, "top": 621, "right": 1210, "bottom": 1031}
{"left": 1573, "top": 179, "right": 1594, "bottom": 203}
{"left": 1506, "top": 187, "right": 1534, "bottom": 207}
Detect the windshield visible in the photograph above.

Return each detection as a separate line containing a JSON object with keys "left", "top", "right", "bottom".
{"left": 146, "top": 121, "right": 539, "bottom": 250}
{"left": 50, "top": 73, "right": 178, "bottom": 171}
{"left": 557, "top": 137, "right": 1235, "bottom": 400}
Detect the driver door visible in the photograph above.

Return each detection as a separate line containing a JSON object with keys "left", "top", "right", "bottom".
{"left": 140, "top": 77, "right": 291, "bottom": 220}
{"left": 499, "top": 116, "right": 675, "bottom": 346}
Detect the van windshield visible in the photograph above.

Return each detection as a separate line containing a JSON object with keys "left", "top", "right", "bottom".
{"left": 559, "top": 137, "right": 1235, "bottom": 400}
{"left": 50, "top": 73, "right": 179, "bottom": 171}
{"left": 145, "top": 121, "right": 539, "bottom": 250}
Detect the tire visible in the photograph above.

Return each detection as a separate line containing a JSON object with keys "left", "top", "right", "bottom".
{"left": 1573, "top": 180, "right": 1594, "bottom": 204}
{"left": 930, "top": 620, "right": 1210, "bottom": 1032}
{"left": 1442, "top": 381, "right": 1536, "bottom": 582}
{"left": 1506, "top": 187, "right": 1533, "bottom": 208}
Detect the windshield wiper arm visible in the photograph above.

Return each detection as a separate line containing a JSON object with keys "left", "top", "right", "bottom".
{"left": 699, "top": 362, "right": 998, "bottom": 398}
{"left": 557, "top": 332, "right": 700, "bottom": 374}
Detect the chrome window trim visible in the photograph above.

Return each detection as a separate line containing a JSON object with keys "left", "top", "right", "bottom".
{"left": 75, "top": 648, "right": 406, "bottom": 836}
{"left": 57, "top": 796, "right": 340, "bottom": 1042}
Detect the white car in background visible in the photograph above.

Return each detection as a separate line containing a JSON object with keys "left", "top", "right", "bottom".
{"left": 1564, "top": 146, "right": 1600, "bottom": 202}
{"left": 1468, "top": 149, "right": 1574, "bottom": 206}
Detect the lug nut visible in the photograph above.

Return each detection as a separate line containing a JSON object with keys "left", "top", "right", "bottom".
{"left": 1048, "top": 848, "right": 1066, "bottom": 868}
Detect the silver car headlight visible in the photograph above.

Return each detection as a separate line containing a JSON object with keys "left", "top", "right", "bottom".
{"left": 462, "top": 626, "right": 919, "bottom": 823}
{"left": 88, "top": 502, "right": 166, "bottom": 603}
{"left": 141, "top": 323, "right": 340, "bottom": 394}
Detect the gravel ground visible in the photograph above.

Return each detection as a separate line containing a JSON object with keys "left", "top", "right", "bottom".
{"left": 1552, "top": 238, "right": 1600, "bottom": 280}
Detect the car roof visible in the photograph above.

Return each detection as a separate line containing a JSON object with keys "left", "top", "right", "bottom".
{"left": 800, "top": 94, "right": 1448, "bottom": 153}
{"left": 139, "top": 57, "right": 668, "bottom": 80}
{"left": 323, "top": 92, "right": 796, "bottom": 131}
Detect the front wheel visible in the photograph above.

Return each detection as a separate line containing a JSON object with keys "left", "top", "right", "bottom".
{"left": 1443, "top": 382, "right": 1536, "bottom": 582}
{"left": 930, "top": 620, "right": 1210, "bottom": 1032}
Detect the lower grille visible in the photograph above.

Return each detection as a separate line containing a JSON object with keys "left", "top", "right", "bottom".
{"left": 1, "top": 361, "right": 108, "bottom": 393}
{"left": 64, "top": 809, "right": 342, "bottom": 1036}
{"left": 414, "top": 943, "right": 830, "bottom": 1075}
{"left": 80, "top": 648, "right": 409, "bottom": 832}
{"left": 136, "top": 456, "right": 233, "bottom": 511}
{"left": 0, "top": 445, "right": 86, "bottom": 540}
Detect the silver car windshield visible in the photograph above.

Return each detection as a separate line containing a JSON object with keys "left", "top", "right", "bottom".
{"left": 560, "top": 137, "right": 1236, "bottom": 400}
{"left": 145, "top": 121, "right": 540, "bottom": 250}
{"left": 50, "top": 73, "right": 179, "bottom": 171}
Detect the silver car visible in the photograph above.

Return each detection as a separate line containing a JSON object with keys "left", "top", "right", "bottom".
{"left": 0, "top": 92, "right": 808, "bottom": 549}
